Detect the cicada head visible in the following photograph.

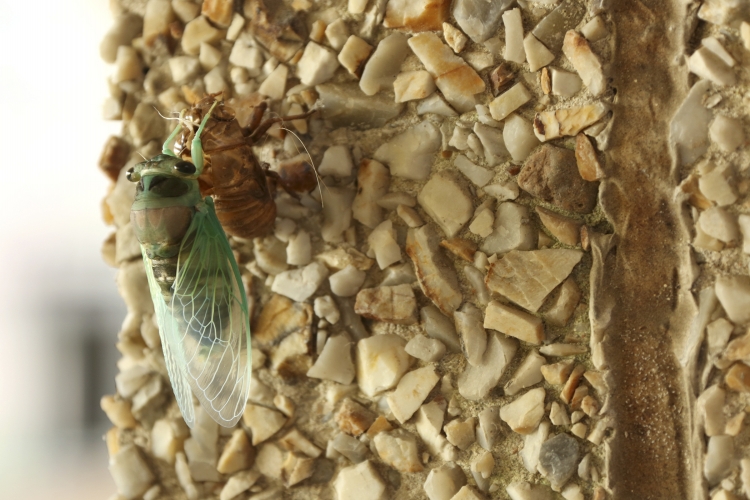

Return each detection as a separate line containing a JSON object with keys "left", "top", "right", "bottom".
{"left": 128, "top": 155, "right": 202, "bottom": 209}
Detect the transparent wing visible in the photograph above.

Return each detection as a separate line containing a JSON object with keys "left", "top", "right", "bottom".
{"left": 169, "top": 199, "right": 251, "bottom": 427}
{"left": 141, "top": 199, "right": 251, "bottom": 428}
{"left": 142, "top": 248, "right": 197, "bottom": 427}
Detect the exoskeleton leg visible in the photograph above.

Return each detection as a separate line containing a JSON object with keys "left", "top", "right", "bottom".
{"left": 190, "top": 100, "right": 219, "bottom": 175}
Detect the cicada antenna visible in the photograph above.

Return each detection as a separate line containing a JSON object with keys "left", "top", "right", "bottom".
{"left": 279, "top": 126, "right": 327, "bottom": 206}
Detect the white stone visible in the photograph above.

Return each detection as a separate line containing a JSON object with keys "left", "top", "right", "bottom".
{"left": 503, "top": 8, "right": 525, "bottom": 63}
{"left": 319, "top": 145, "right": 354, "bottom": 178}
{"left": 524, "top": 34, "right": 554, "bottom": 72}
{"left": 562, "top": 30, "right": 605, "bottom": 96}
{"left": 151, "top": 418, "right": 181, "bottom": 464}
{"left": 705, "top": 435, "right": 734, "bottom": 486}
{"left": 476, "top": 407, "right": 501, "bottom": 450}
{"left": 455, "top": 154, "right": 493, "bottom": 187}
{"left": 742, "top": 458, "right": 750, "bottom": 498}
{"left": 286, "top": 230, "right": 311, "bottom": 266}
{"left": 373, "top": 430, "right": 423, "bottom": 472}
{"left": 387, "top": 366, "right": 440, "bottom": 423}
{"left": 360, "top": 33, "right": 410, "bottom": 95}
{"left": 322, "top": 186, "right": 355, "bottom": 243}
{"left": 533, "top": 103, "right": 609, "bottom": 141}
{"left": 471, "top": 450, "right": 494, "bottom": 492}
{"left": 418, "top": 173, "right": 473, "bottom": 238}
{"left": 444, "top": 22, "right": 468, "bottom": 53}
{"left": 113, "top": 46, "right": 142, "bottom": 84}
{"left": 581, "top": 16, "right": 607, "bottom": 42}
{"left": 474, "top": 122, "right": 510, "bottom": 165}
{"left": 331, "top": 433, "right": 368, "bottom": 463}
{"left": 444, "top": 417, "right": 476, "bottom": 450}
{"left": 702, "top": 36, "right": 736, "bottom": 67}
{"left": 378, "top": 192, "right": 416, "bottom": 210}
{"left": 109, "top": 444, "right": 155, "bottom": 499}
{"left": 424, "top": 462, "right": 467, "bottom": 500}
{"left": 225, "top": 13, "right": 245, "bottom": 41}
{"left": 551, "top": 68, "right": 582, "bottom": 98}
{"left": 561, "top": 484, "right": 584, "bottom": 500}
{"left": 417, "top": 94, "right": 458, "bottom": 117}
{"left": 505, "top": 350, "right": 546, "bottom": 396}
{"left": 506, "top": 481, "right": 557, "bottom": 500}
{"left": 715, "top": 275, "right": 750, "bottom": 324}
{"left": 307, "top": 335, "right": 356, "bottom": 384}
{"left": 175, "top": 452, "right": 199, "bottom": 499}
{"left": 258, "top": 64, "right": 288, "bottom": 100}
{"left": 470, "top": 208, "right": 495, "bottom": 238}
{"left": 519, "top": 419, "right": 550, "bottom": 473}
{"left": 271, "top": 262, "right": 328, "bottom": 302}
{"left": 381, "top": 262, "right": 417, "bottom": 287}
{"left": 482, "top": 202, "right": 536, "bottom": 254}
{"left": 115, "top": 365, "right": 152, "bottom": 398}
{"left": 375, "top": 121, "right": 440, "bottom": 180}
{"left": 169, "top": 56, "right": 200, "bottom": 83}
{"left": 356, "top": 334, "right": 412, "bottom": 397}
{"left": 182, "top": 15, "right": 223, "bottom": 56}
{"left": 243, "top": 405, "right": 286, "bottom": 445}
{"left": 334, "top": 461, "right": 388, "bottom": 500}
{"left": 408, "top": 228, "right": 464, "bottom": 316}
{"left": 353, "top": 159, "right": 390, "bottom": 228}
{"left": 688, "top": 47, "right": 736, "bottom": 86}
{"left": 421, "top": 306, "right": 462, "bottom": 352}
{"left": 199, "top": 42, "right": 222, "bottom": 71}
{"left": 450, "top": 125, "right": 471, "bottom": 150}
{"left": 549, "top": 402, "right": 570, "bottom": 426}
{"left": 740, "top": 215, "right": 750, "bottom": 254}
{"left": 464, "top": 265, "right": 490, "bottom": 305}
{"left": 743, "top": 21, "right": 750, "bottom": 49}
{"left": 394, "top": 70, "right": 436, "bottom": 102}
{"left": 454, "top": 303, "right": 488, "bottom": 366}
{"left": 540, "top": 344, "right": 587, "bottom": 357}
{"left": 329, "top": 265, "right": 367, "bottom": 297}
{"left": 499, "top": 387, "right": 546, "bottom": 434}
{"left": 504, "top": 114, "right": 541, "bottom": 162}
{"left": 698, "top": 385, "right": 726, "bottom": 437}
{"left": 671, "top": 80, "right": 713, "bottom": 166}
{"left": 415, "top": 402, "right": 454, "bottom": 459}
{"left": 220, "top": 470, "right": 261, "bottom": 500}
{"left": 405, "top": 335, "right": 446, "bottom": 362}
{"left": 458, "top": 332, "right": 518, "bottom": 400}
{"left": 709, "top": 115, "right": 745, "bottom": 152}
{"left": 397, "top": 205, "right": 424, "bottom": 228}
{"left": 229, "top": 36, "right": 263, "bottom": 74}
{"left": 489, "top": 83, "right": 532, "bottom": 121}
{"left": 451, "top": 485, "right": 486, "bottom": 500}
{"left": 484, "top": 181, "right": 520, "bottom": 201}
{"left": 698, "top": 207, "right": 739, "bottom": 243}
{"left": 368, "top": 220, "right": 402, "bottom": 269}
{"left": 699, "top": 164, "right": 737, "bottom": 206}
{"left": 326, "top": 18, "right": 349, "bottom": 50}
{"left": 348, "top": 0, "right": 368, "bottom": 14}
{"left": 297, "top": 42, "right": 339, "bottom": 86}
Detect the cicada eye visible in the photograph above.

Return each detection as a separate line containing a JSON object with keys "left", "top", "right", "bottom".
{"left": 126, "top": 167, "right": 135, "bottom": 182}
{"left": 173, "top": 161, "right": 196, "bottom": 175}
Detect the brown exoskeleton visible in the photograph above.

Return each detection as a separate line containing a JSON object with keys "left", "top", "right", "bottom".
{"left": 173, "top": 94, "right": 316, "bottom": 239}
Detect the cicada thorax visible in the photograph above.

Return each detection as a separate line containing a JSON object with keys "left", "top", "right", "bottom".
{"left": 177, "top": 96, "right": 277, "bottom": 240}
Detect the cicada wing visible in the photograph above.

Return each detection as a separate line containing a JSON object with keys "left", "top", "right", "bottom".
{"left": 141, "top": 248, "right": 197, "bottom": 428}
{"left": 170, "top": 199, "right": 251, "bottom": 427}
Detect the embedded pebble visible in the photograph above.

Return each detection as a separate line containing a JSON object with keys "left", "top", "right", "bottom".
{"left": 688, "top": 46, "right": 736, "bottom": 86}
{"left": 550, "top": 402, "right": 571, "bottom": 426}
{"left": 671, "top": 80, "right": 713, "bottom": 166}
{"left": 373, "top": 430, "right": 423, "bottom": 472}
{"left": 484, "top": 301, "right": 544, "bottom": 345}
{"left": 551, "top": 68, "right": 583, "bottom": 98}
{"left": 709, "top": 115, "right": 745, "bottom": 152}
{"left": 405, "top": 335, "right": 447, "bottom": 362}
{"left": 536, "top": 207, "right": 582, "bottom": 246}
{"left": 109, "top": 444, "right": 155, "bottom": 500}
{"left": 534, "top": 103, "right": 609, "bottom": 142}
{"left": 470, "top": 208, "right": 495, "bottom": 238}
{"left": 503, "top": 8, "right": 525, "bottom": 63}
{"left": 421, "top": 305, "right": 462, "bottom": 352}
{"left": 705, "top": 435, "right": 734, "bottom": 485}
{"left": 258, "top": 64, "right": 288, "bottom": 99}
{"left": 101, "top": 395, "right": 137, "bottom": 429}
{"left": 505, "top": 350, "right": 546, "bottom": 396}
{"left": 464, "top": 265, "right": 491, "bottom": 305}
{"left": 486, "top": 249, "right": 583, "bottom": 312}
{"left": 397, "top": 204, "right": 425, "bottom": 228}
{"left": 458, "top": 332, "right": 518, "bottom": 400}
{"left": 416, "top": 402, "right": 454, "bottom": 459}
{"left": 481, "top": 202, "right": 537, "bottom": 254}
{"left": 384, "top": 0, "right": 448, "bottom": 30}
{"left": 356, "top": 334, "right": 412, "bottom": 397}
{"left": 471, "top": 450, "right": 494, "bottom": 492}
{"left": 452, "top": 485, "right": 487, "bottom": 500}
{"left": 329, "top": 265, "right": 367, "bottom": 297}
{"left": 175, "top": 452, "right": 199, "bottom": 499}
{"left": 368, "top": 220, "right": 402, "bottom": 269}
{"left": 143, "top": 0, "right": 175, "bottom": 45}
{"left": 387, "top": 366, "right": 440, "bottom": 423}
{"left": 182, "top": 16, "right": 223, "bottom": 56}
{"left": 582, "top": 16, "right": 608, "bottom": 41}
{"left": 338, "top": 36, "right": 374, "bottom": 78}
{"left": 418, "top": 173, "right": 473, "bottom": 237}
{"left": 454, "top": 303, "right": 488, "bottom": 366}
{"left": 541, "top": 343, "right": 588, "bottom": 357}
{"left": 489, "top": 83, "right": 532, "bottom": 121}
{"left": 271, "top": 262, "right": 329, "bottom": 302}
{"left": 307, "top": 334, "right": 355, "bottom": 384}
{"left": 113, "top": 46, "right": 142, "bottom": 84}
{"left": 518, "top": 144, "right": 599, "bottom": 213}
{"left": 699, "top": 164, "right": 737, "bottom": 206}
{"left": 455, "top": 154, "right": 493, "bottom": 187}
{"left": 331, "top": 433, "right": 368, "bottom": 463}
{"left": 476, "top": 407, "right": 502, "bottom": 450}
{"left": 297, "top": 42, "right": 339, "bottom": 86}
{"left": 319, "top": 145, "right": 354, "bottom": 178}
{"left": 374, "top": 121, "right": 440, "bottom": 180}
{"left": 100, "top": 13, "right": 143, "bottom": 63}
{"left": 444, "top": 22, "right": 468, "bottom": 53}
{"left": 575, "top": 133, "right": 604, "bottom": 181}
{"left": 360, "top": 33, "right": 410, "bottom": 96}
{"left": 417, "top": 94, "right": 459, "bottom": 116}
{"left": 217, "top": 429, "right": 255, "bottom": 475}
{"left": 561, "top": 30, "right": 605, "bottom": 96}
{"left": 424, "top": 462, "right": 467, "bottom": 500}
{"left": 444, "top": 417, "right": 476, "bottom": 450}
{"left": 725, "top": 363, "right": 750, "bottom": 392}
{"left": 287, "top": 231, "right": 311, "bottom": 266}
{"left": 499, "top": 387, "right": 547, "bottom": 434}
{"left": 354, "top": 284, "right": 417, "bottom": 324}
{"left": 407, "top": 225, "right": 464, "bottom": 315}
{"left": 326, "top": 18, "right": 349, "bottom": 50}
{"left": 333, "top": 461, "right": 387, "bottom": 500}
{"left": 524, "top": 34, "right": 555, "bottom": 72}
{"left": 504, "top": 114, "right": 541, "bottom": 162}
{"left": 243, "top": 405, "right": 286, "bottom": 445}
{"left": 408, "top": 32, "right": 486, "bottom": 112}
{"left": 538, "top": 433, "right": 579, "bottom": 491}
{"left": 394, "top": 70, "right": 436, "bottom": 102}
{"left": 321, "top": 186, "right": 355, "bottom": 242}
{"left": 336, "top": 398, "right": 376, "bottom": 437}
{"left": 520, "top": 420, "right": 550, "bottom": 473}
{"left": 452, "top": 0, "right": 512, "bottom": 43}
{"left": 715, "top": 276, "right": 750, "bottom": 324}
{"left": 474, "top": 122, "right": 511, "bottom": 165}
{"left": 532, "top": 0, "right": 585, "bottom": 51}
{"left": 545, "top": 278, "right": 582, "bottom": 327}
{"left": 378, "top": 192, "right": 416, "bottom": 210}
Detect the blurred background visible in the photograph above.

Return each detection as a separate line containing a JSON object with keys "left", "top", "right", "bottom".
{"left": 0, "top": 1, "right": 126, "bottom": 498}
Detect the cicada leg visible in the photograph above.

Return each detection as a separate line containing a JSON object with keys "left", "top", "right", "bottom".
{"left": 190, "top": 100, "right": 220, "bottom": 175}
{"left": 162, "top": 109, "right": 187, "bottom": 157}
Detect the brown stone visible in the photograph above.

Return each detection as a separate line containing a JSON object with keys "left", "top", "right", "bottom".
{"left": 541, "top": 360, "right": 574, "bottom": 385}
{"left": 366, "top": 416, "right": 394, "bottom": 439}
{"left": 254, "top": 294, "right": 313, "bottom": 346}
{"left": 575, "top": 133, "right": 604, "bottom": 181}
{"left": 201, "top": 0, "right": 233, "bottom": 27}
{"left": 561, "top": 364, "right": 586, "bottom": 404}
{"left": 490, "top": 63, "right": 515, "bottom": 95}
{"left": 384, "top": 0, "right": 450, "bottom": 32}
{"left": 518, "top": 144, "right": 599, "bottom": 214}
{"left": 726, "top": 362, "right": 750, "bottom": 392}
{"left": 354, "top": 284, "right": 418, "bottom": 324}
{"left": 726, "top": 329, "right": 750, "bottom": 363}
{"left": 540, "top": 67, "right": 551, "bottom": 94}
{"left": 535, "top": 207, "right": 582, "bottom": 246}
{"left": 440, "top": 238, "right": 477, "bottom": 262}
{"left": 336, "top": 399, "right": 377, "bottom": 437}
{"left": 99, "top": 136, "right": 131, "bottom": 182}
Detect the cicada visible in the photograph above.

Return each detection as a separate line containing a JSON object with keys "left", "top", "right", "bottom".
{"left": 128, "top": 102, "right": 251, "bottom": 428}
{"left": 174, "top": 95, "right": 318, "bottom": 239}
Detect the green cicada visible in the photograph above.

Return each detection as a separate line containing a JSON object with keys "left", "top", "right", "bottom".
{"left": 128, "top": 102, "right": 251, "bottom": 428}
